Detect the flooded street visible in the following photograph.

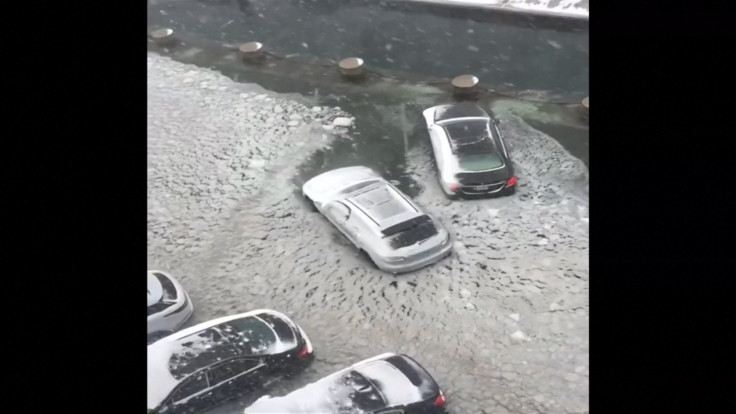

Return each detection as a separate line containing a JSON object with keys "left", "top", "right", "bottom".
{"left": 148, "top": 1, "right": 588, "bottom": 413}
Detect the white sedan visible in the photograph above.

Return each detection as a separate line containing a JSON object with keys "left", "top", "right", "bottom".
{"left": 147, "top": 270, "right": 194, "bottom": 341}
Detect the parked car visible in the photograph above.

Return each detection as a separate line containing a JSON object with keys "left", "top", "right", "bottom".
{"left": 303, "top": 166, "right": 453, "bottom": 274}
{"left": 422, "top": 102, "right": 516, "bottom": 198}
{"left": 148, "top": 270, "right": 194, "bottom": 342}
{"left": 244, "top": 352, "right": 447, "bottom": 413}
{"left": 147, "top": 309, "right": 315, "bottom": 414}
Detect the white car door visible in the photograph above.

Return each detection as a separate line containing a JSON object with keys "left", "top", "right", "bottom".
{"left": 428, "top": 125, "right": 445, "bottom": 171}
{"left": 323, "top": 202, "right": 359, "bottom": 247}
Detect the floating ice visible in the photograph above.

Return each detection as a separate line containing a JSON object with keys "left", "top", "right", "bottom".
{"left": 510, "top": 330, "right": 530, "bottom": 342}
{"left": 332, "top": 117, "right": 354, "bottom": 128}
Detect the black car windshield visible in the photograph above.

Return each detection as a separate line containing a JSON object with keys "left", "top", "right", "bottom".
{"left": 382, "top": 215, "right": 438, "bottom": 249}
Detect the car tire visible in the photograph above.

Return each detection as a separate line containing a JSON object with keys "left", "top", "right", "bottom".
{"left": 359, "top": 249, "right": 379, "bottom": 269}
{"left": 304, "top": 195, "right": 318, "bottom": 212}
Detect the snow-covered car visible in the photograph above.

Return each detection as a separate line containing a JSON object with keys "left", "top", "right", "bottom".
{"left": 422, "top": 102, "right": 517, "bottom": 198}
{"left": 244, "top": 352, "right": 447, "bottom": 414}
{"left": 148, "top": 270, "right": 194, "bottom": 341}
{"left": 147, "top": 309, "right": 314, "bottom": 414}
{"left": 303, "top": 166, "right": 453, "bottom": 274}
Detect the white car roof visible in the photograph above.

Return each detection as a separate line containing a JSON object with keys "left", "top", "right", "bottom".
{"left": 345, "top": 182, "right": 422, "bottom": 231}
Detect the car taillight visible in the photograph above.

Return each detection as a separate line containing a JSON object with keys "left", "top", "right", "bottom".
{"left": 505, "top": 176, "right": 516, "bottom": 187}
{"left": 433, "top": 391, "right": 445, "bottom": 406}
{"left": 448, "top": 182, "right": 459, "bottom": 192}
{"left": 295, "top": 345, "right": 309, "bottom": 358}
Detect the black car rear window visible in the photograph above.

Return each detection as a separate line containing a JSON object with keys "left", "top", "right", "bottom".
{"left": 385, "top": 355, "right": 439, "bottom": 399}
{"left": 256, "top": 313, "right": 296, "bottom": 344}
{"left": 147, "top": 301, "right": 173, "bottom": 316}
{"left": 382, "top": 215, "right": 431, "bottom": 237}
{"left": 340, "top": 371, "right": 386, "bottom": 411}
{"left": 383, "top": 215, "right": 438, "bottom": 249}
{"left": 154, "top": 272, "right": 178, "bottom": 302}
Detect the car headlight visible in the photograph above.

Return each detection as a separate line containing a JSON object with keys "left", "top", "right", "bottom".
{"left": 385, "top": 256, "right": 406, "bottom": 262}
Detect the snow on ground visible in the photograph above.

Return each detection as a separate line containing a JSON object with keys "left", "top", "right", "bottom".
{"left": 398, "top": 0, "right": 589, "bottom": 18}
{"left": 148, "top": 52, "right": 588, "bottom": 413}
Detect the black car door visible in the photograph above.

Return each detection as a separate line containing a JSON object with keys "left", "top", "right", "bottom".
{"left": 206, "top": 358, "right": 267, "bottom": 403}
{"left": 166, "top": 372, "right": 211, "bottom": 413}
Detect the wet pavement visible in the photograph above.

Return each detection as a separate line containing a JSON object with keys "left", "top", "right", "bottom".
{"left": 147, "top": 54, "right": 588, "bottom": 413}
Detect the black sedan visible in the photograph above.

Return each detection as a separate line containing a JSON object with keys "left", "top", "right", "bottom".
{"left": 147, "top": 309, "right": 314, "bottom": 414}
{"left": 422, "top": 102, "right": 517, "bottom": 199}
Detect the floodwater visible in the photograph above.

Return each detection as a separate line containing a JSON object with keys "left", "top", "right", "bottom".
{"left": 147, "top": 1, "right": 588, "bottom": 413}
{"left": 147, "top": 0, "right": 588, "bottom": 167}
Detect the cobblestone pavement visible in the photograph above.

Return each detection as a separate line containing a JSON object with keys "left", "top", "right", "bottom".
{"left": 148, "top": 54, "right": 588, "bottom": 413}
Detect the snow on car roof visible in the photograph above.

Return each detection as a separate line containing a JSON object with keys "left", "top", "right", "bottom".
{"left": 434, "top": 102, "right": 489, "bottom": 122}
{"left": 355, "top": 360, "right": 423, "bottom": 406}
{"left": 244, "top": 353, "right": 401, "bottom": 413}
{"left": 346, "top": 183, "right": 421, "bottom": 230}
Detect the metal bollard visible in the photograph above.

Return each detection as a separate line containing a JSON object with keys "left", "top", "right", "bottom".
{"left": 452, "top": 75, "right": 480, "bottom": 100}
{"left": 238, "top": 42, "right": 266, "bottom": 63}
{"left": 338, "top": 57, "right": 366, "bottom": 81}
{"left": 149, "top": 28, "right": 177, "bottom": 47}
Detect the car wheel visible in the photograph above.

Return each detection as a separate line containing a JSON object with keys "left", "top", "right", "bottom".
{"left": 359, "top": 249, "right": 379, "bottom": 269}
{"left": 304, "top": 195, "right": 318, "bottom": 212}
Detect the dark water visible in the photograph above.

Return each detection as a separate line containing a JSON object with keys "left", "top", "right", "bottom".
{"left": 148, "top": 0, "right": 588, "bottom": 94}
{"left": 147, "top": 0, "right": 588, "bottom": 193}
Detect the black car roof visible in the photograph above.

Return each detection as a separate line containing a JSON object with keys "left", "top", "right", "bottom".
{"left": 167, "top": 314, "right": 283, "bottom": 379}
{"left": 167, "top": 326, "right": 244, "bottom": 379}
{"left": 443, "top": 120, "right": 499, "bottom": 156}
